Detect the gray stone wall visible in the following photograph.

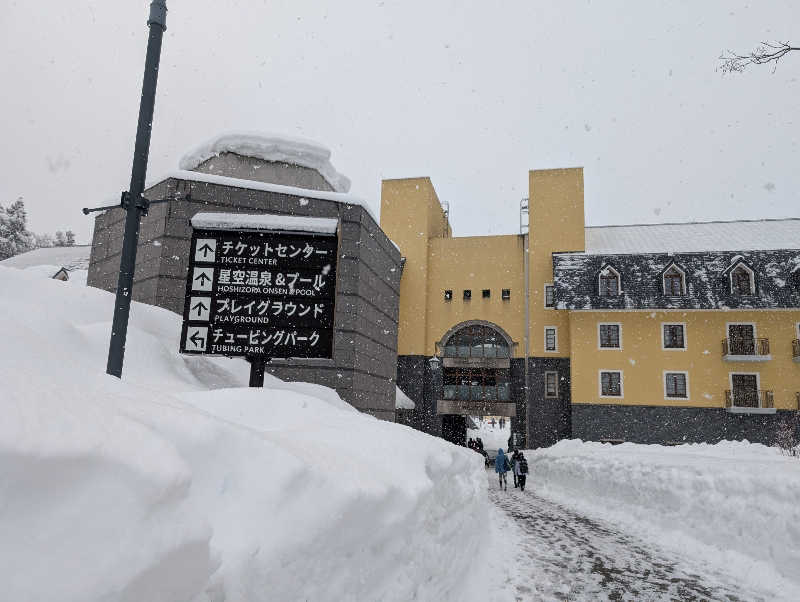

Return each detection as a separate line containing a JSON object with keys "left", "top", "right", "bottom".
{"left": 193, "top": 153, "right": 335, "bottom": 192}
{"left": 572, "top": 403, "right": 799, "bottom": 445}
{"left": 87, "top": 176, "right": 401, "bottom": 419}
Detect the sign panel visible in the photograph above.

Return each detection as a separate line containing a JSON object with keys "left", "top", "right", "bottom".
{"left": 180, "top": 227, "right": 338, "bottom": 359}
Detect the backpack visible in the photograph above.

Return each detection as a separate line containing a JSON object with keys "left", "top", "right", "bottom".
{"left": 520, "top": 458, "right": 529, "bottom": 474}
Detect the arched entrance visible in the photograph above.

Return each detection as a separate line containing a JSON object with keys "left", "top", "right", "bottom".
{"left": 435, "top": 321, "right": 515, "bottom": 445}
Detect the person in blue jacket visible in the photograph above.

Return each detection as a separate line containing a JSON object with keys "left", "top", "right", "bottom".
{"left": 494, "top": 448, "right": 509, "bottom": 491}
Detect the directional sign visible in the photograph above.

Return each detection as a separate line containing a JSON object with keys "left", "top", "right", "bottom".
{"left": 192, "top": 267, "right": 214, "bottom": 292}
{"left": 184, "top": 326, "right": 208, "bottom": 352}
{"left": 194, "top": 238, "right": 216, "bottom": 263}
{"left": 189, "top": 296, "right": 211, "bottom": 321}
{"left": 180, "top": 224, "right": 338, "bottom": 360}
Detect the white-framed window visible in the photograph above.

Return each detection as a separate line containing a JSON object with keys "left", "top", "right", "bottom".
{"left": 662, "top": 264, "right": 686, "bottom": 296}
{"left": 599, "top": 370, "right": 623, "bottom": 397}
{"left": 544, "top": 284, "right": 555, "bottom": 308}
{"left": 544, "top": 371, "right": 559, "bottom": 398}
{"left": 598, "top": 266, "right": 621, "bottom": 296}
{"left": 662, "top": 323, "right": 687, "bottom": 350}
{"left": 664, "top": 371, "right": 689, "bottom": 400}
{"left": 728, "top": 372, "right": 761, "bottom": 407}
{"left": 726, "top": 322, "right": 757, "bottom": 355}
{"left": 598, "top": 323, "right": 622, "bottom": 349}
{"left": 544, "top": 326, "right": 558, "bottom": 352}
{"left": 730, "top": 264, "right": 756, "bottom": 295}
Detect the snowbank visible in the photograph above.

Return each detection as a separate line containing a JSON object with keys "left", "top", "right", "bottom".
{"left": 0, "top": 267, "right": 486, "bottom": 602}
{"left": 529, "top": 440, "right": 800, "bottom": 594}
{"left": 179, "top": 131, "right": 351, "bottom": 193}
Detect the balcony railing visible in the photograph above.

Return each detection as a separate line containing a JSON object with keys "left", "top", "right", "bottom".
{"left": 441, "top": 344, "right": 510, "bottom": 359}
{"left": 721, "top": 338, "right": 770, "bottom": 359}
{"left": 793, "top": 339, "right": 800, "bottom": 361}
{"left": 795, "top": 392, "right": 800, "bottom": 409}
{"left": 725, "top": 389, "right": 774, "bottom": 409}
{"left": 442, "top": 383, "right": 511, "bottom": 402}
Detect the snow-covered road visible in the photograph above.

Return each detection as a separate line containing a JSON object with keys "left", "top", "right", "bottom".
{"left": 486, "top": 471, "right": 779, "bottom": 602}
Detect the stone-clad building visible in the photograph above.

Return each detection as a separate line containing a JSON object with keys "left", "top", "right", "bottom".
{"left": 88, "top": 134, "right": 800, "bottom": 446}
{"left": 380, "top": 168, "right": 800, "bottom": 447}
{"left": 88, "top": 133, "right": 401, "bottom": 420}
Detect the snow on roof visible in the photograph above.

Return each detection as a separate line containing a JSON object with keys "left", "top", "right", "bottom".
{"left": 191, "top": 212, "right": 338, "bottom": 234}
{"left": 179, "top": 131, "right": 351, "bottom": 193}
{"left": 583, "top": 218, "right": 800, "bottom": 255}
{"left": 395, "top": 386, "right": 416, "bottom": 410}
{"left": 0, "top": 245, "right": 91, "bottom": 271}
{"left": 162, "top": 169, "right": 377, "bottom": 222}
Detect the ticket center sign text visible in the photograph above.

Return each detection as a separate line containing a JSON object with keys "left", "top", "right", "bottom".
{"left": 179, "top": 219, "right": 338, "bottom": 360}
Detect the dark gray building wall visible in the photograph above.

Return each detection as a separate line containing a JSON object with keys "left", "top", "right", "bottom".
{"left": 87, "top": 177, "right": 401, "bottom": 419}
{"left": 395, "top": 355, "right": 573, "bottom": 450}
{"left": 395, "top": 355, "right": 442, "bottom": 436}
{"left": 572, "top": 403, "right": 799, "bottom": 445}
{"left": 525, "top": 358, "right": 572, "bottom": 449}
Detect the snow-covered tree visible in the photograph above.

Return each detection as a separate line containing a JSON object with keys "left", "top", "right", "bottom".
{"left": 0, "top": 200, "right": 36, "bottom": 260}
{"left": 34, "top": 232, "right": 55, "bottom": 248}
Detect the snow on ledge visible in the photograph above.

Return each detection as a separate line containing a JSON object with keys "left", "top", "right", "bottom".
{"left": 395, "top": 386, "right": 416, "bottom": 410}
{"left": 191, "top": 212, "right": 338, "bottom": 234}
{"left": 178, "top": 131, "right": 351, "bottom": 193}
{"left": 160, "top": 169, "right": 377, "bottom": 222}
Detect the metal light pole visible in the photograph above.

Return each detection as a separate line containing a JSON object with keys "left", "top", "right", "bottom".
{"left": 106, "top": 0, "right": 168, "bottom": 377}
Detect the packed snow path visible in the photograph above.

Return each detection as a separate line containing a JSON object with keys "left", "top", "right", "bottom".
{"left": 487, "top": 472, "right": 774, "bottom": 602}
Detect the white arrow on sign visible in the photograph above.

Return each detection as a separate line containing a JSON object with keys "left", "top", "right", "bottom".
{"left": 192, "top": 267, "right": 214, "bottom": 292}
{"left": 185, "top": 326, "right": 208, "bottom": 352}
{"left": 189, "top": 296, "right": 211, "bottom": 321}
{"left": 195, "top": 238, "right": 217, "bottom": 263}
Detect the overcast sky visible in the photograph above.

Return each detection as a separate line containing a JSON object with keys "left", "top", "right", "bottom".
{"left": 2, "top": 0, "right": 798, "bottom": 243}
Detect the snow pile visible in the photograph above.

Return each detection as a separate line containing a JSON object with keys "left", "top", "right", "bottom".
{"left": 191, "top": 212, "right": 339, "bottom": 234}
{"left": 0, "top": 267, "right": 486, "bottom": 602}
{"left": 179, "top": 131, "right": 351, "bottom": 193}
{"left": 529, "top": 440, "right": 800, "bottom": 593}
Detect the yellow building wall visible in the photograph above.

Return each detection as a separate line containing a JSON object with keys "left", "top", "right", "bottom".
{"left": 426, "top": 235, "right": 526, "bottom": 356}
{"left": 568, "top": 310, "right": 800, "bottom": 410}
{"left": 528, "top": 168, "right": 585, "bottom": 357}
{"left": 380, "top": 177, "right": 451, "bottom": 355}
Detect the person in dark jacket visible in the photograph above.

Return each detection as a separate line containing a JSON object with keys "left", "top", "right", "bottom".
{"left": 510, "top": 449, "right": 522, "bottom": 488}
{"left": 494, "top": 448, "right": 509, "bottom": 490}
{"left": 514, "top": 452, "right": 529, "bottom": 492}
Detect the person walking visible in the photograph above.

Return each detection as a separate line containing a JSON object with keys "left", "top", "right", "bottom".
{"left": 515, "top": 452, "right": 529, "bottom": 492}
{"left": 495, "top": 448, "right": 509, "bottom": 491}
{"left": 510, "top": 449, "right": 522, "bottom": 488}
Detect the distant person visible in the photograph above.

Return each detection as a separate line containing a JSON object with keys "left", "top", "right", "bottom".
{"left": 494, "top": 448, "right": 509, "bottom": 491}
{"left": 514, "top": 452, "right": 529, "bottom": 492}
{"left": 510, "top": 449, "right": 522, "bottom": 488}
{"left": 467, "top": 438, "right": 475, "bottom": 450}
{"left": 500, "top": 417, "right": 505, "bottom": 429}
{"left": 476, "top": 437, "right": 484, "bottom": 451}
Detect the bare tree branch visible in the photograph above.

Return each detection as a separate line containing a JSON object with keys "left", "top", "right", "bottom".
{"left": 719, "top": 41, "right": 799, "bottom": 73}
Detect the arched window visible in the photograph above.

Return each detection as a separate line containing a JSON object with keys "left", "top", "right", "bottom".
{"left": 598, "top": 266, "right": 621, "bottom": 296}
{"left": 731, "top": 264, "right": 755, "bottom": 295}
{"left": 442, "top": 324, "right": 510, "bottom": 359}
{"left": 663, "top": 265, "right": 686, "bottom": 296}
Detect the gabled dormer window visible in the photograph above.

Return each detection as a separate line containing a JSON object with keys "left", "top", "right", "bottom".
{"left": 598, "top": 265, "right": 621, "bottom": 297}
{"left": 662, "top": 264, "right": 686, "bottom": 296}
{"left": 730, "top": 263, "right": 755, "bottom": 295}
